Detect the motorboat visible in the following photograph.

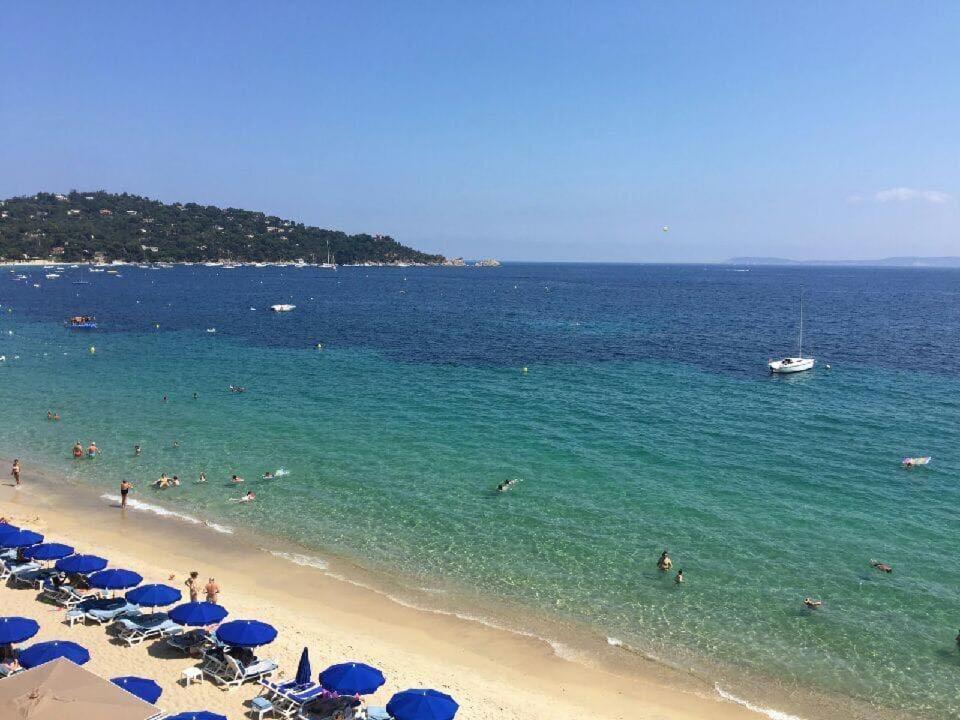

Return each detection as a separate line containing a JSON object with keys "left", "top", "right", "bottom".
{"left": 66, "top": 315, "right": 97, "bottom": 329}
{"left": 270, "top": 304, "right": 296, "bottom": 312}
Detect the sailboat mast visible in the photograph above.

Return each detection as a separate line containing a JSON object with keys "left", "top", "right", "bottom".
{"left": 798, "top": 292, "right": 803, "bottom": 358}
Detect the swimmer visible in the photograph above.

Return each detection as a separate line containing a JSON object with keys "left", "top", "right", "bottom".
{"left": 496, "top": 478, "right": 520, "bottom": 493}
{"left": 674, "top": 569, "right": 684, "bottom": 584}
{"left": 193, "top": 392, "right": 198, "bottom": 400}
{"left": 803, "top": 597, "right": 823, "bottom": 609}
{"left": 197, "top": 472, "right": 206, "bottom": 483}
{"left": 657, "top": 550, "right": 672, "bottom": 572}
{"left": 233, "top": 490, "right": 256, "bottom": 503}
{"left": 231, "top": 474, "right": 244, "bottom": 484}
{"left": 262, "top": 471, "right": 274, "bottom": 480}
{"left": 162, "top": 394, "right": 167, "bottom": 402}
{"left": 46, "top": 411, "right": 53, "bottom": 421}
{"left": 155, "top": 474, "right": 169, "bottom": 489}
{"left": 53, "top": 412, "right": 60, "bottom": 421}
{"left": 870, "top": 560, "right": 893, "bottom": 573}
{"left": 134, "top": 444, "right": 141, "bottom": 457}
{"left": 172, "top": 441, "right": 180, "bottom": 449}
{"left": 72, "top": 442, "right": 83, "bottom": 459}
{"left": 171, "top": 475, "right": 180, "bottom": 486}
{"left": 87, "top": 442, "right": 98, "bottom": 457}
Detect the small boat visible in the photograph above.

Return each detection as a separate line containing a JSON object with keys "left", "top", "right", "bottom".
{"left": 270, "top": 304, "right": 296, "bottom": 312}
{"left": 45, "top": 273, "right": 61, "bottom": 279}
{"left": 902, "top": 456, "right": 931, "bottom": 467}
{"left": 66, "top": 315, "right": 97, "bottom": 329}
{"left": 769, "top": 292, "right": 815, "bottom": 374}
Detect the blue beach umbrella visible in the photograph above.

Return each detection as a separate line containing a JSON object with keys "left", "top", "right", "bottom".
{"left": 0, "top": 523, "right": 20, "bottom": 536}
{"left": 0, "top": 617, "right": 40, "bottom": 645}
{"left": 169, "top": 602, "right": 229, "bottom": 627}
{"left": 23, "top": 542, "right": 75, "bottom": 561}
{"left": 215, "top": 619, "right": 277, "bottom": 647}
{"left": 56, "top": 554, "right": 108, "bottom": 574}
{"left": 111, "top": 676, "right": 163, "bottom": 704}
{"left": 164, "top": 713, "right": 227, "bottom": 720}
{"left": 88, "top": 568, "right": 143, "bottom": 590}
{"left": 387, "top": 689, "right": 459, "bottom": 720}
{"left": 295, "top": 647, "right": 311, "bottom": 686}
{"left": 18, "top": 640, "right": 90, "bottom": 669}
{"left": 0, "top": 529, "right": 43, "bottom": 548}
{"left": 126, "top": 583, "right": 182, "bottom": 608}
{"left": 320, "top": 662, "right": 386, "bottom": 696}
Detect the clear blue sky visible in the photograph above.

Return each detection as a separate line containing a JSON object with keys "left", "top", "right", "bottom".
{"left": 3, "top": 1, "right": 958, "bottom": 261}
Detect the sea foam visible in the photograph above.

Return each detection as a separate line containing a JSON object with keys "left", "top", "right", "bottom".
{"left": 101, "top": 493, "right": 233, "bottom": 534}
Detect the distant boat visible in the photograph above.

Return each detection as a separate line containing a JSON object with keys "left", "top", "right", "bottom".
{"left": 769, "top": 292, "right": 815, "bottom": 374}
{"left": 45, "top": 273, "right": 60, "bottom": 279}
{"left": 319, "top": 242, "right": 336, "bottom": 270}
{"left": 270, "top": 304, "right": 296, "bottom": 312}
{"left": 66, "top": 315, "right": 97, "bottom": 329}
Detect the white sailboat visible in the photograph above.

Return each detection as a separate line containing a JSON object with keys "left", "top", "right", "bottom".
{"left": 768, "top": 292, "right": 815, "bottom": 374}
{"left": 319, "top": 242, "right": 336, "bottom": 270}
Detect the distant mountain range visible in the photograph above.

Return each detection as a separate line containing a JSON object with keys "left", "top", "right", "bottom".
{"left": 726, "top": 256, "right": 960, "bottom": 268}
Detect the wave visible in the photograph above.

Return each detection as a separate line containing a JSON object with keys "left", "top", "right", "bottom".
{"left": 263, "top": 549, "right": 328, "bottom": 570}
{"left": 101, "top": 493, "right": 234, "bottom": 534}
{"left": 715, "top": 685, "right": 806, "bottom": 720}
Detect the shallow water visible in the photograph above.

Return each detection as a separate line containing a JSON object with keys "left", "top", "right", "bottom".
{"left": 1, "top": 263, "right": 958, "bottom": 718}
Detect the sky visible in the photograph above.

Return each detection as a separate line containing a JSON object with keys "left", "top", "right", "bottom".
{"left": 2, "top": 2, "right": 959, "bottom": 262}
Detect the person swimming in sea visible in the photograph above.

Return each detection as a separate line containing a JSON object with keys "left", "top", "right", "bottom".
{"left": 803, "top": 597, "right": 823, "bottom": 609}
{"left": 674, "top": 569, "right": 684, "bottom": 584}
{"left": 231, "top": 474, "right": 244, "bottom": 483}
{"left": 154, "top": 474, "right": 170, "bottom": 489}
{"left": 72, "top": 441, "right": 83, "bottom": 458}
{"left": 657, "top": 550, "right": 672, "bottom": 571}
{"left": 171, "top": 475, "right": 180, "bottom": 486}
{"left": 46, "top": 410, "right": 53, "bottom": 421}
{"left": 232, "top": 490, "right": 255, "bottom": 503}
{"left": 496, "top": 478, "right": 520, "bottom": 493}
{"left": 870, "top": 560, "right": 893, "bottom": 573}
{"left": 262, "top": 471, "right": 274, "bottom": 480}
{"left": 87, "top": 442, "right": 98, "bottom": 457}
{"left": 197, "top": 472, "right": 206, "bottom": 483}
{"left": 134, "top": 444, "right": 141, "bottom": 457}
{"left": 172, "top": 441, "right": 180, "bottom": 449}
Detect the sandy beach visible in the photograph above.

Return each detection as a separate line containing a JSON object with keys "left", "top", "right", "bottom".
{"left": 0, "top": 460, "right": 764, "bottom": 720}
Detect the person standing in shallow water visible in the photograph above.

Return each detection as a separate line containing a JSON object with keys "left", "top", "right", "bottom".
{"left": 657, "top": 550, "right": 672, "bottom": 571}
{"left": 119, "top": 479, "right": 133, "bottom": 508}
{"left": 11, "top": 459, "right": 21, "bottom": 486}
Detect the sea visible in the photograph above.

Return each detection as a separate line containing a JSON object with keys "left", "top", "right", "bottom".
{"left": 1, "top": 263, "right": 958, "bottom": 719}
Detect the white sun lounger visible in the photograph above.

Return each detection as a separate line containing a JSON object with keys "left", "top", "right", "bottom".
{"left": 115, "top": 615, "right": 184, "bottom": 646}
{"left": 208, "top": 654, "right": 278, "bottom": 688}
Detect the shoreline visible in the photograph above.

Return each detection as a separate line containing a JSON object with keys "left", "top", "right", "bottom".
{"left": 0, "top": 458, "right": 770, "bottom": 720}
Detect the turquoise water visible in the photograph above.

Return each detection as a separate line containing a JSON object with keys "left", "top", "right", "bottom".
{"left": 1, "top": 264, "right": 958, "bottom": 718}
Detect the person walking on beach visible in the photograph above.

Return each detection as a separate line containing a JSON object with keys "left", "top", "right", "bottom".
{"left": 185, "top": 571, "right": 200, "bottom": 602}
{"left": 11, "top": 459, "right": 21, "bottom": 487}
{"left": 120, "top": 479, "right": 133, "bottom": 508}
{"left": 205, "top": 577, "right": 220, "bottom": 604}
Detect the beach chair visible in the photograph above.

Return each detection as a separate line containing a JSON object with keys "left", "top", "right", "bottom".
{"left": 9, "top": 567, "right": 57, "bottom": 589}
{"left": 115, "top": 613, "right": 184, "bottom": 646}
{"left": 298, "top": 695, "right": 360, "bottom": 720}
{"left": 167, "top": 628, "right": 212, "bottom": 655}
{"left": 41, "top": 580, "right": 98, "bottom": 609}
{"left": 209, "top": 654, "right": 278, "bottom": 688}
{"left": 259, "top": 679, "right": 326, "bottom": 719}
{"left": 3, "top": 562, "right": 41, "bottom": 585}
{"left": 0, "top": 663, "right": 23, "bottom": 678}
{"left": 73, "top": 597, "right": 139, "bottom": 625}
